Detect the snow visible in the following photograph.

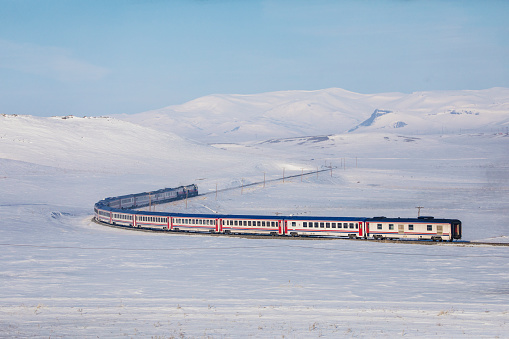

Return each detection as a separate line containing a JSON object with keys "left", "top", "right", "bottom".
{"left": 1, "top": 88, "right": 509, "bottom": 337}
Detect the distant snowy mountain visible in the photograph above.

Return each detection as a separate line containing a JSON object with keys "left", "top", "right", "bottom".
{"left": 117, "top": 87, "right": 509, "bottom": 143}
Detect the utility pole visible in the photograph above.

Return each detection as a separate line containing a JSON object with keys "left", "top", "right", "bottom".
{"left": 416, "top": 206, "right": 424, "bottom": 217}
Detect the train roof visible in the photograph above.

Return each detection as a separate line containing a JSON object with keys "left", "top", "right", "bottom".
{"left": 95, "top": 202, "right": 459, "bottom": 224}
{"left": 367, "top": 216, "right": 461, "bottom": 223}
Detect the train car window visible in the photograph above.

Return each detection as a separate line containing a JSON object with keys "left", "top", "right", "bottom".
{"left": 409, "top": 225, "right": 414, "bottom": 231}
{"left": 313, "top": 222, "right": 317, "bottom": 228}
{"left": 389, "top": 224, "right": 394, "bottom": 230}
{"left": 303, "top": 222, "right": 307, "bottom": 227}
{"left": 292, "top": 222, "right": 296, "bottom": 227}
{"left": 325, "top": 223, "right": 330, "bottom": 228}
{"left": 377, "top": 224, "right": 382, "bottom": 230}
{"left": 247, "top": 221, "right": 251, "bottom": 226}
{"left": 261, "top": 221, "right": 265, "bottom": 227}
{"left": 256, "top": 221, "right": 259, "bottom": 226}
{"left": 342, "top": 223, "right": 347, "bottom": 228}
{"left": 355, "top": 223, "right": 358, "bottom": 229}
{"left": 427, "top": 225, "right": 432, "bottom": 231}
{"left": 349, "top": 223, "right": 354, "bottom": 229}
{"left": 234, "top": 220, "right": 238, "bottom": 226}
{"left": 320, "top": 222, "right": 324, "bottom": 228}
{"left": 332, "top": 223, "right": 336, "bottom": 228}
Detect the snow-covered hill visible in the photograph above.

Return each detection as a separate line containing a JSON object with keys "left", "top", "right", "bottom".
{"left": 117, "top": 87, "right": 509, "bottom": 143}
{"left": 0, "top": 114, "right": 247, "bottom": 177}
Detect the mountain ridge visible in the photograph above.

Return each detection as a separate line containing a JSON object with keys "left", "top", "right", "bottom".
{"left": 116, "top": 87, "right": 509, "bottom": 143}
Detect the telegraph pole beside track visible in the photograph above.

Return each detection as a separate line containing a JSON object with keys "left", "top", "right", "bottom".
{"left": 416, "top": 206, "right": 424, "bottom": 217}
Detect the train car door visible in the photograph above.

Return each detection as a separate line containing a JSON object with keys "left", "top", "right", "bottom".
{"left": 398, "top": 224, "right": 404, "bottom": 234}
{"left": 358, "top": 222, "right": 363, "bottom": 237}
{"left": 437, "top": 225, "right": 443, "bottom": 235}
{"left": 278, "top": 220, "right": 286, "bottom": 235}
{"left": 216, "top": 219, "right": 222, "bottom": 233}
{"left": 451, "top": 221, "right": 461, "bottom": 240}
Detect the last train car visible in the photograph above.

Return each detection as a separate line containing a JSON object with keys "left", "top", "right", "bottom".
{"left": 366, "top": 216, "right": 462, "bottom": 241}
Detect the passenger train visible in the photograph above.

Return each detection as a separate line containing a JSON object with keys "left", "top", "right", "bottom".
{"left": 94, "top": 185, "right": 462, "bottom": 242}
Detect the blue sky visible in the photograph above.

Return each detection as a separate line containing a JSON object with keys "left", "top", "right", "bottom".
{"left": 1, "top": 0, "right": 508, "bottom": 116}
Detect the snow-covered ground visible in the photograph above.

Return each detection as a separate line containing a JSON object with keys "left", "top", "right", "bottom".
{"left": 1, "top": 88, "right": 508, "bottom": 337}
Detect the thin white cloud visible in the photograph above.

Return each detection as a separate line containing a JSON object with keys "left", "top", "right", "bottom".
{"left": 0, "top": 39, "right": 110, "bottom": 82}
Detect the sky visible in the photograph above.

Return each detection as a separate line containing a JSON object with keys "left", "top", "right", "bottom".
{"left": 1, "top": 0, "right": 508, "bottom": 117}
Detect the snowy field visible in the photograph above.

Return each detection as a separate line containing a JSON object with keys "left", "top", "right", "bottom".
{"left": 1, "top": 89, "right": 509, "bottom": 337}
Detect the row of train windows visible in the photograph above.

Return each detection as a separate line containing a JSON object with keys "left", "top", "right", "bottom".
{"left": 224, "top": 220, "right": 278, "bottom": 227}
{"left": 175, "top": 218, "right": 215, "bottom": 225}
{"left": 301, "top": 222, "right": 358, "bottom": 229}
{"left": 114, "top": 214, "right": 132, "bottom": 220}
{"left": 376, "top": 224, "right": 433, "bottom": 231}
{"left": 138, "top": 216, "right": 166, "bottom": 223}
{"left": 98, "top": 211, "right": 109, "bottom": 217}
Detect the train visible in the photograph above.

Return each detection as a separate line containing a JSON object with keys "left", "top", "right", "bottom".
{"left": 94, "top": 184, "right": 462, "bottom": 242}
